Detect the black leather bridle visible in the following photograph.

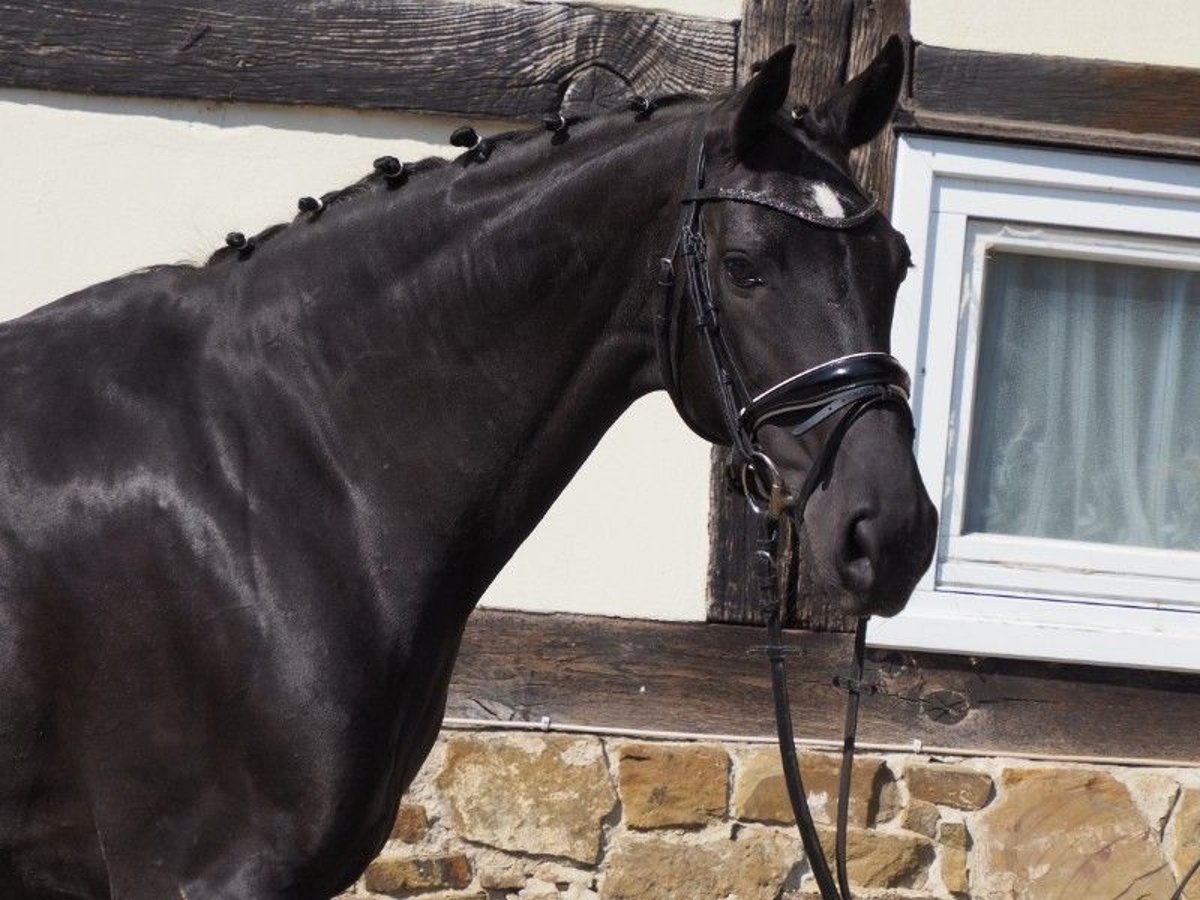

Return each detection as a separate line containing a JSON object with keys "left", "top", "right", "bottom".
{"left": 656, "top": 119, "right": 1200, "bottom": 900}
{"left": 657, "top": 119, "right": 912, "bottom": 900}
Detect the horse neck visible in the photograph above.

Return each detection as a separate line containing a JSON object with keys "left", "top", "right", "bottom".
{"left": 226, "top": 107, "right": 699, "bottom": 602}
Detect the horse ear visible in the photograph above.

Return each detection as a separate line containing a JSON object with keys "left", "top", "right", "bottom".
{"left": 807, "top": 34, "right": 905, "bottom": 149}
{"left": 731, "top": 45, "right": 796, "bottom": 157}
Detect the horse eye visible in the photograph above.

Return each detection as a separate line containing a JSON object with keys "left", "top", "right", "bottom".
{"left": 722, "top": 255, "right": 765, "bottom": 289}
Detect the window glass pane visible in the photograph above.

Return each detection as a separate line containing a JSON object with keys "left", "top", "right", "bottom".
{"left": 964, "top": 250, "right": 1200, "bottom": 551}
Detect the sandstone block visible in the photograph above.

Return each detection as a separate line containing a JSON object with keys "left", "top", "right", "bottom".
{"left": 898, "top": 799, "right": 941, "bottom": 838}
{"left": 478, "top": 864, "right": 526, "bottom": 890}
{"left": 391, "top": 803, "right": 429, "bottom": 843}
{"left": 616, "top": 742, "right": 729, "bottom": 829}
{"left": 1126, "top": 772, "right": 1180, "bottom": 838}
{"left": 937, "top": 821, "right": 969, "bottom": 850}
{"left": 364, "top": 852, "right": 472, "bottom": 894}
{"left": 906, "top": 763, "right": 994, "bottom": 811}
{"left": 938, "top": 822, "right": 971, "bottom": 895}
{"left": 436, "top": 734, "right": 616, "bottom": 864}
{"left": 975, "top": 768, "right": 1177, "bottom": 899}
{"left": 734, "top": 748, "right": 892, "bottom": 827}
{"left": 532, "top": 860, "right": 593, "bottom": 888}
{"left": 942, "top": 846, "right": 969, "bottom": 897}
{"left": 877, "top": 777, "right": 902, "bottom": 823}
{"left": 815, "top": 826, "right": 934, "bottom": 889}
{"left": 1173, "top": 788, "right": 1200, "bottom": 900}
{"left": 600, "top": 829, "right": 796, "bottom": 900}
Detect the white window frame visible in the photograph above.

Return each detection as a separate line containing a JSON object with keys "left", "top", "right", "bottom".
{"left": 871, "top": 135, "right": 1200, "bottom": 673}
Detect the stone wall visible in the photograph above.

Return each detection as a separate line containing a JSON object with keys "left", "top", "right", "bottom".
{"left": 337, "top": 727, "right": 1200, "bottom": 900}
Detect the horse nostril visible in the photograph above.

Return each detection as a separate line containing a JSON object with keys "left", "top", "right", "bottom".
{"left": 839, "top": 515, "right": 877, "bottom": 594}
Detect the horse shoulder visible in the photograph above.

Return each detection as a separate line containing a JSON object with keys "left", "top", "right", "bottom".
{"left": 0, "top": 267, "right": 418, "bottom": 897}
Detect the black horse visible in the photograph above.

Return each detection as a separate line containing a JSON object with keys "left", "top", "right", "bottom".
{"left": 0, "top": 40, "right": 935, "bottom": 899}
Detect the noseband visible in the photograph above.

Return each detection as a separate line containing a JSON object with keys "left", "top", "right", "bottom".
{"left": 657, "top": 120, "right": 912, "bottom": 900}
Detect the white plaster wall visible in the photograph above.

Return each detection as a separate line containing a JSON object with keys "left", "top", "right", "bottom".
{"left": 482, "top": 397, "right": 711, "bottom": 619}
{"left": 0, "top": 92, "right": 498, "bottom": 309}
{"left": 597, "top": 0, "right": 1200, "bottom": 68}
{"left": 911, "top": 0, "right": 1200, "bottom": 68}
{"left": 0, "top": 88, "right": 713, "bottom": 622}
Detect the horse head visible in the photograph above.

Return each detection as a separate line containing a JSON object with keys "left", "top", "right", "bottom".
{"left": 662, "top": 38, "right": 937, "bottom": 618}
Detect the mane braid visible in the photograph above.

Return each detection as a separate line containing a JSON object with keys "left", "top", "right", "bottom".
{"left": 202, "top": 93, "right": 708, "bottom": 267}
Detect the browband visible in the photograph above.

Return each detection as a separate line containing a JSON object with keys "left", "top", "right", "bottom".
{"left": 683, "top": 187, "right": 877, "bottom": 230}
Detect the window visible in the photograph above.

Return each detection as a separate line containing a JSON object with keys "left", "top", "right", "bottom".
{"left": 874, "top": 135, "right": 1200, "bottom": 672}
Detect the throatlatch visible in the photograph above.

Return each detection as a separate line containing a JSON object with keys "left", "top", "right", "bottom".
{"left": 657, "top": 118, "right": 912, "bottom": 900}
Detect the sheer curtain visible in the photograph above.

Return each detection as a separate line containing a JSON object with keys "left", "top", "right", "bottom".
{"left": 964, "top": 250, "right": 1200, "bottom": 552}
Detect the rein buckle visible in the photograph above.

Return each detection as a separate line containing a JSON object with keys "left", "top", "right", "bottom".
{"left": 741, "top": 452, "right": 794, "bottom": 521}
{"left": 657, "top": 257, "right": 675, "bottom": 287}
{"left": 833, "top": 673, "right": 880, "bottom": 697}
{"left": 746, "top": 644, "right": 804, "bottom": 661}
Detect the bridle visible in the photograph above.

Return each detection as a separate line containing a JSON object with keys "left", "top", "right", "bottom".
{"left": 655, "top": 117, "right": 1200, "bottom": 900}
{"left": 657, "top": 118, "right": 912, "bottom": 900}
{"left": 659, "top": 116, "right": 908, "bottom": 900}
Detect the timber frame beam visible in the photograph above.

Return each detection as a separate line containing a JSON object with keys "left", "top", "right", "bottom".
{"left": 0, "top": 0, "right": 738, "bottom": 120}
{"left": 451, "top": 609, "right": 1200, "bottom": 763}
{"left": 901, "top": 42, "right": 1200, "bottom": 161}
{"left": 6, "top": 2, "right": 1198, "bottom": 155}
{"left": 451, "top": 609, "right": 1200, "bottom": 765}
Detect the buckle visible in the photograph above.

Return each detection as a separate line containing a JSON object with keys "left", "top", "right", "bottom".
{"left": 833, "top": 673, "right": 880, "bottom": 696}
{"left": 657, "top": 257, "right": 675, "bottom": 287}
{"left": 746, "top": 643, "right": 804, "bottom": 658}
{"left": 741, "top": 451, "right": 795, "bottom": 520}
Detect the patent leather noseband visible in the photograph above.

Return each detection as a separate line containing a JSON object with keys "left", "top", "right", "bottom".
{"left": 656, "top": 120, "right": 912, "bottom": 900}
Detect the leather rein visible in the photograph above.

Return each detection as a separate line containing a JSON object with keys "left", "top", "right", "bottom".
{"left": 657, "top": 119, "right": 912, "bottom": 900}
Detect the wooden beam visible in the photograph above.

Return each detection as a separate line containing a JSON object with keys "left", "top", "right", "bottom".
{"left": 738, "top": 0, "right": 855, "bottom": 97}
{"left": 0, "top": 0, "right": 738, "bottom": 120}
{"left": 845, "top": 0, "right": 910, "bottom": 210}
{"left": 903, "top": 43, "right": 1200, "bottom": 160}
{"left": 712, "top": 0, "right": 857, "bottom": 631}
{"left": 709, "top": 0, "right": 909, "bottom": 633}
{"left": 449, "top": 609, "right": 1200, "bottom": 765}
